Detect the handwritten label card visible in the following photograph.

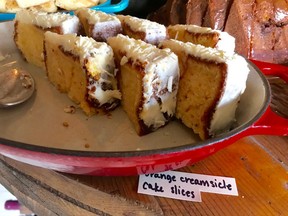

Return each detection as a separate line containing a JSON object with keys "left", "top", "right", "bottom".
{"left": 138, "top": 171, "right": 238, "bottom": 202}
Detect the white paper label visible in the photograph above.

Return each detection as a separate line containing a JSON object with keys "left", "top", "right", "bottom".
{"left": 138, "top": 171, "right": 238, "bottom": 202}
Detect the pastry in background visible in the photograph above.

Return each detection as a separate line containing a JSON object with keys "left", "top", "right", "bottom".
{"left": 44, "top": 32, "right": 121, "bottom": 115}
{"left": 75, "top": 8, "right": 122, "bottom": 42}
{"left": 55, "top": 0, "right": 99, "bottom": 10}
{"left": 14, "top": 9, "right": 81, "bottom": 68}
{"left": 107, "top": 34, "right": 179, "bottom": 135}
{"left": 32, "top": 0, "right": 57, "bottom": 12}
{"left": 117, "top": 15, "right": 167, "bottom": 45}
{"left": 0, "top": 0, "right": 57, "bottom": 12}
{"left": 0, "top": 0, "right": 21, "bottom": 12}
{"left": 160, "top": 39, "right": 249, "bottom": 140}
{"left": 15, "top": 0, "right": 50, "bottom": 8}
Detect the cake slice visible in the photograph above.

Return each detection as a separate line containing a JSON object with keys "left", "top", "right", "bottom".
{"left": 160, "top": 39, "right": 249, "bottom": 140}
{"left": 75, "top": 8, "right": 122, "bottom": 42}
{"left": 14, "top": 9, "right": 80, "bottom": 68}
{"left": 167, "top": 24, "right": 235, "bottom": 54}
{"left": 44, "top": 32, "right": 121, "bottom": 115}
{"left": 107, "top": 34, "right": 179, "bottom": 136}
{"left": 117, "top": 15, "right": 167, "bottom": 45}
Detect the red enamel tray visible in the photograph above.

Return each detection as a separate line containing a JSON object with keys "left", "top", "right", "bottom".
{"left": 0, "top": 21, "right": 287, "bottom": 176}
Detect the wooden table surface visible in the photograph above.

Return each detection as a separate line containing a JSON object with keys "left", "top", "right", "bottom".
{"left": 0, "top": 134, "right": 287, "bottom": 216}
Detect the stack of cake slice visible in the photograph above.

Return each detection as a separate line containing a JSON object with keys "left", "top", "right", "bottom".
{"left": 13, "top": 9, "right": 250, "bottom": 139}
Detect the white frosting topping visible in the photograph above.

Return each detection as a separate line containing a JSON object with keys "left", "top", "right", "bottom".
{"left": 209, "top": 55, "right": 249, "bottom": 136}
{"left": 45, "top": 32, "right": 121, "bottom": 106}
{"left": 117, "top": 15, "right": 167, "bottom": 45}
{"left": 215, "top": 31, "right": 235, "bottom": 55}
{"left": 108, "top": 35, "right": 179, "bottom": 129}
{"left": 88, "top": 76, "right": 121, "bottom": 106}
{"left": 168, "top": 24, "right": 235, "bottom": 54}
{"left": 15, "top": 9, "right": 80, "bottom": 34}
{"left": 160, "top": 39, "right": 249, "bottom": 137}
{"left": 75, "top": 8, "right": 121, "bottom": 25}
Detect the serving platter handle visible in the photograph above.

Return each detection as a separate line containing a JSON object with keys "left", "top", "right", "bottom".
{"left": 250, "top": 59, "right": 288, "bottom": 82}
{"left": 247, "top": 107, "right": 288, "bottom": 136}
{"left": 247, "top": 59, "right": 288, "bottom": 136}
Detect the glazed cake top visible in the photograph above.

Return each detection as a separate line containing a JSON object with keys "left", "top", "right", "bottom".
{"left": 117, "top": 15, "right": 166, "bottom": 32}
{"left": 168, "top": 24, "right": 235, "bottom": 54}
{"left": 15, "top": 9, "right": 79, "bottom": 31}
{"left": 160, "top": 39, "right": 234, "bottom": 63}
{"left": 117, "top": 15, "right": 167, "bottom": 45}
{"left": 45, "top": 32, "right": 112, "bottom": 61}
{"left": 75, "top": 8, "right": 121, "bottom": 24}
{"left": 108, "top": 34, "right": 176, "bottom": 67}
